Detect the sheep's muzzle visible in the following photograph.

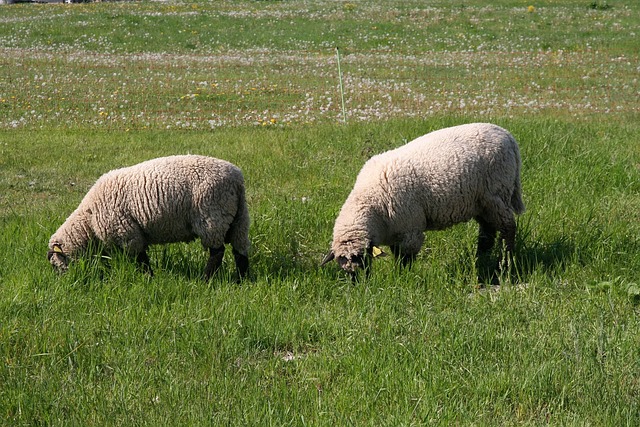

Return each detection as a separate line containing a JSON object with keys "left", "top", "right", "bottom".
{"left": 47, "top": 245, "right": 69, "bottom": 273}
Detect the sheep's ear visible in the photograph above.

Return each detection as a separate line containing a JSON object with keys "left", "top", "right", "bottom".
{"left": 320, "top": 250, "right": 335, "bottom": 266}
{"left": 371, "top": 246, "right": 387, "bottom": 258}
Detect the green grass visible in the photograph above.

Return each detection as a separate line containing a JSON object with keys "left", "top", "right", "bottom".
{"left": 1, "top": 0, "right": 640, "bottom": 425}
{"left": 2, "top": 120, "right": 639, "bottom": 425}
{"left": 1, "top": 0, "right": 638, "bottom": 129}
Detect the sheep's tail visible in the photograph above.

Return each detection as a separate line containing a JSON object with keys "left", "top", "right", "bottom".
{"left": 511, "top": 173, "right": 526, "bottom": 215}
{"left": 226, "top": 180, "right": 251, "bottom": 255}
{"left": 511, "top": 142, "right": 526, "bottom": 215}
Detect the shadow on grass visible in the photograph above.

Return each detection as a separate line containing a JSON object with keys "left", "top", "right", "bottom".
{"left": 514, "top": 236, "right": 576, "bottom": 281}
{"left": 250, "top": 249, "right": 329, "bottom": 282}
{"left": 443, "top": 235, "right": 576, "bottom": 287}
{"left": 59, "top": 244, "right": 209, "bottom": 285}
{"left": 60, "top": 244, "right": 301, "bottom": 285}
{"left": 153, "top": 246, "right": 242, "bottom": 284}
{"left": 60, "top": 236, "right": 580, "bottom": 287}
{"left": 153, "top": 244, "right": 331, "bottom": 284}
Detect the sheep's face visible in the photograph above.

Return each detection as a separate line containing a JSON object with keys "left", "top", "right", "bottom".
{"left": 321, "top": 243, "right": 383, "bottom": 281}
{"left": 336, "top": 253, "right": 366, "bottom": 276}
{"left": 47, "top": 244, "right": 69, "bottom": 273}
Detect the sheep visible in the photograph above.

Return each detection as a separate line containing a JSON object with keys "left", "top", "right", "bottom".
{"left": 321, "top": 122, "right": 525, "bottom": 282}
{"left": 47, "top": 155, "right": 250, "bottom": 281}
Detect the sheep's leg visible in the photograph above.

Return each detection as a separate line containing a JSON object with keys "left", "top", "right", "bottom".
{"left": 118, "top": 227, "right": 152, "bottom": 276}
{"left": 136, "top": 250, "right": 153, "bottom": 277}
{"left": 391, "top": 232, "right": 423, "bottom": 268}
{"left": 232, "top": 249, "right": 249, "bottom": 281}
{"left": 204, "top": 246, "right": 225, "bottom": 281}
{"left": 477, "top": 201, "right": 518, "bottom": 284}
{"left": 475, "top": 218, "right": 498, "bottom": 285}
{"left": 390, "top": 244, "right": 417, "bottom": 268}
{"left": 498, "top": 216, "right": 517, "bottom": 256}
{"left": 496, "top": 215, "right": 518, "bottom": 277}
{"left": 476, "top": 217, "right": 497, "bottom": 257}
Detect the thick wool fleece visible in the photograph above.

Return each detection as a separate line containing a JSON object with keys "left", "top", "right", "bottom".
{"left": 328, "top": 122, "right": 525, "bottom": 272}
{"left": 48, "top": 155, "right": 250, "bottom": 276}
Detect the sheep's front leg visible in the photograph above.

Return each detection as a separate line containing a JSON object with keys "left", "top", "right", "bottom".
{"left": 390, "top": 244, "right": 416, "bottom": 267}
{"left": 119, "top": 226, "right": 152, "bottom": 276}
{"left": 204, "top": 246, "right": 225, "bottom": 281}
{"left": 391, "top": 231, "right": 424, "bottom": 268}
{"left": 136, "top": 250, "right": 154, "bottom": 276}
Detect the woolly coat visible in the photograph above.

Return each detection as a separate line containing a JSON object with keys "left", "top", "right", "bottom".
{"left": 48, "top": 155, "right": 250, "bottom": 272}
{"left": 327, "top": 122, "right": 525, "bottom": 271}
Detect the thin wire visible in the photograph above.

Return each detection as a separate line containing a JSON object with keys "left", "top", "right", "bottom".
{"left": 336, "top": 47, "right": 347, "bottom": 124}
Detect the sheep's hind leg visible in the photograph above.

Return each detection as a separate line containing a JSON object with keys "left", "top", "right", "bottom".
{"left": 475, "top": 218, "right": 498, "bottom": 285}
{"left": 477, "top": 203, "right": 518, "bottom": 284}
{"left": 497, "top": 214, "right": 518, "bottom": 276}
{"left": 476, "top": 217, "right": 497, "bottom": 256}
{"left": 232, "top": 249, "right": 249, "bottom": 281}
{"left": 204, "top": 246, "right": 225, "bottom": 281}
{"left": 498, "top": 216, "right": 517, "bottom": 256}
{"left": 478, "top": 198, "right": 517, "bottom": 256}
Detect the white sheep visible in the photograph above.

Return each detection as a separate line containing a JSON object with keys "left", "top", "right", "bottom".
{"left": 321, "top": 122, "right": 525, "bottom": 281}
{"left": 47, "top": 155, "right": 250, "bottom": 280}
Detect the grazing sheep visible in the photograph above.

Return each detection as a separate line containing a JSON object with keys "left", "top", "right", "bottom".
{"left": 47, "top": 155, "right": 250, "bottom": 280}
{"left": 321, "top": 123, "right": 525, "bottom": 281}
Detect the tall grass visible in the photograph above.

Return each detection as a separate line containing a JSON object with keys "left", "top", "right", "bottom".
{"left": 2, "top": 119, "right": 639, "bottom": 425}
{"left": 1, "top": 0, "right": 639, "bottom": 425}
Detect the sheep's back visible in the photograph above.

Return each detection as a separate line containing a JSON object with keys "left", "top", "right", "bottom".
{"left": 87, "top": 155, "right": 242, "bottom": 245}
{"left": 353, "top": 123, "right": 520, "bottom": 229}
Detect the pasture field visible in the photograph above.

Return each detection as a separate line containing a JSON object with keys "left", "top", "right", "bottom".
{"left": 1, "top": 0, "right": 639, "bottom": 425}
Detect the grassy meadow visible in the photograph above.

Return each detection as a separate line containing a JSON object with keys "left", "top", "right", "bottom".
{"left": 1, "top": 0, "right": 640, "bottom": 425}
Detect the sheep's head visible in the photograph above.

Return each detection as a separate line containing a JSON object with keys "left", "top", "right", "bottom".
{"left": 321, "top": 242, "right": 385, "bottom": 280}
{"left": 47, "top": 243, "right": 70, "bottom": 273}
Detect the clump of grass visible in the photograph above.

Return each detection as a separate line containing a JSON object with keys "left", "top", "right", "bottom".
{"left": 589, "top": 1, "right": 612, "bottom": 11}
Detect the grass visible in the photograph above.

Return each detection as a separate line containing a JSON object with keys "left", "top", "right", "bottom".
{"left": 1, "top": 0, "right": 640, "bottom": 425}
{"left": 1, "top": 1, "right": 638, "bottom": 128}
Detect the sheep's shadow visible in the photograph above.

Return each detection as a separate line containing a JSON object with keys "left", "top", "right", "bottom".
{"left": 462, "top": 236, "right": 576, "bottom": 286}
{"left": 152, "top": 245, "right": 245, "bottom": 283}
{"left": 250, "top": 249, "right": 321, "bottom": 282}
{"left": 511, "top": 236, "right": 576, "bottom": 281}
{"left": 58, "top": 243, "right": 240, "bottom": 284}
{"left": 88, "top": 237, "right": 577, "bottom": 286}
